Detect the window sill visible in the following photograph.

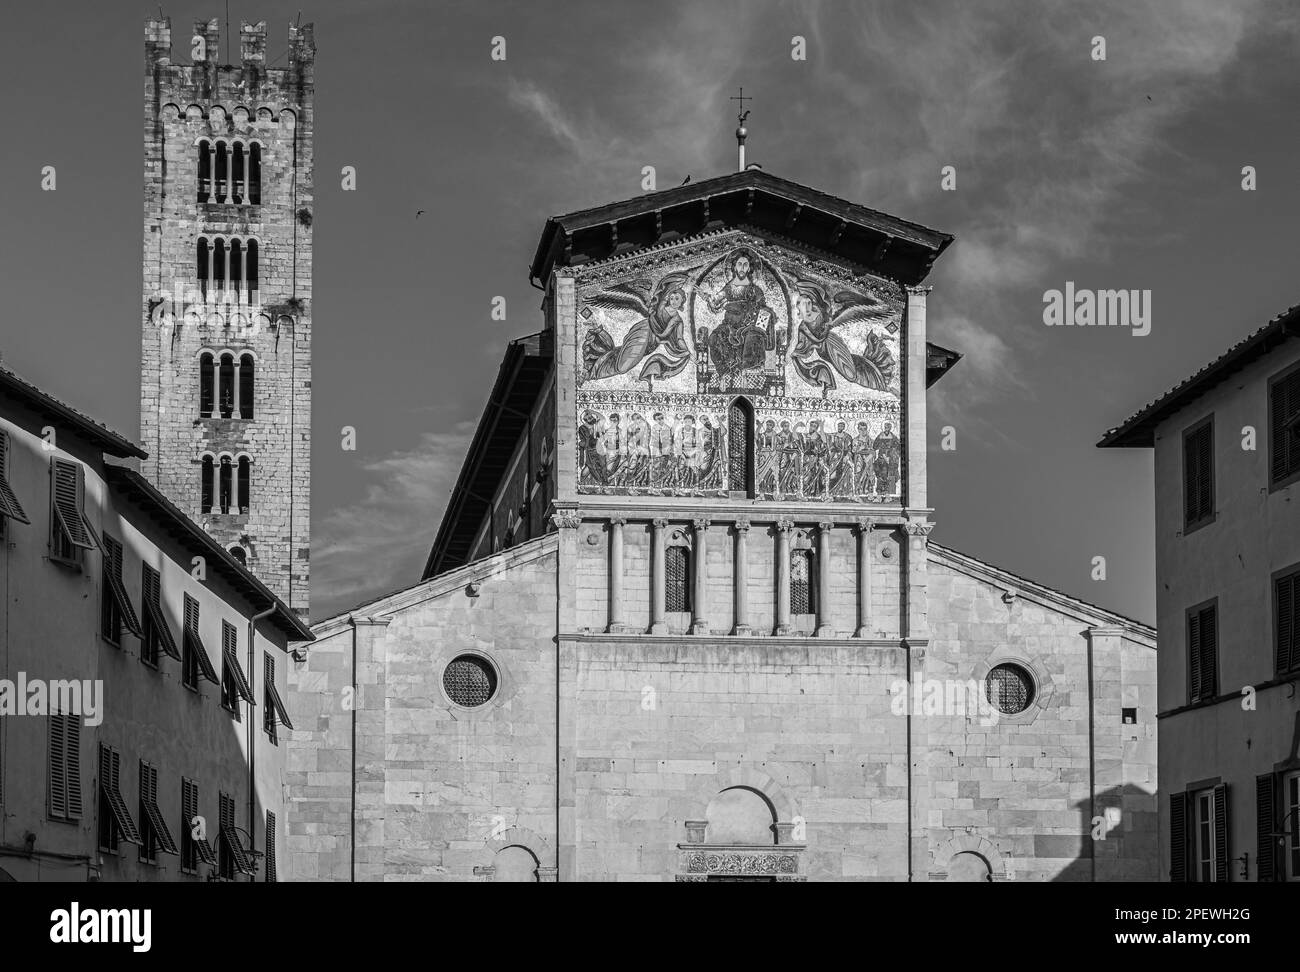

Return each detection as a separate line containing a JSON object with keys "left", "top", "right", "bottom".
{"left": 1182, "top": 514, "right": 1215, "bottom": 536}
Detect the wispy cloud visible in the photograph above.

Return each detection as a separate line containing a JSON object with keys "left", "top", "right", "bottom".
{"left": 312, "top": 426, "right": 473, "bottom": 620}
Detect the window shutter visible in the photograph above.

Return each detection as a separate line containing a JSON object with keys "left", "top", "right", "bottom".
{"left": 1272, "top": 370, "right": 1300, "bottom": 483}
{"left": 1199, "top": 607, "right": 1218, "bottom": 699}
{"left": 1188, "top": 611, "right": 1202, "bottom": 701}
{"left": 1213, "top": 783, "right": 1229, "bottom": 883}
{"left": 1256, "top": 773, "right": 1278, "bottom": 882}
{"left": 48, "top": 714, "right": 67, "bottom": 818}
{"left": 1278, "top": 573, "right": 1296, "bottom": 675}
{"left": 1183, "top": 424, "right": 1212, "bottom": 525}
{"left": 65, "top": 714, "right": 82, "bottom": 817}
{"left": 1170, "top": 792, "right": 1188, "bottom": 882}
{"left": 0, "top": 432, "right": 30, "bottom": 524}
{"left": 51, "top": 459, "right": 97, "bottom": 551}
{"left": 265, "top": 810, "right": 277, "bottom": 882}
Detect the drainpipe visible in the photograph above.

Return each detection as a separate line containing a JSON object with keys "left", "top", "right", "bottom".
{"left": 248, "top": 604, "right": 276, "bottom": 882}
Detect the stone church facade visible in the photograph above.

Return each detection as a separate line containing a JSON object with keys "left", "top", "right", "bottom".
{"left": 140, "top": 18, "right": 313, "bottom": 618}
{"left": 287, "top": 171, "right": 1156, "bottom": 881}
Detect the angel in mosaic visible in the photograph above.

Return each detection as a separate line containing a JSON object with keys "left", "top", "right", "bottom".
{"left": 789, "top": 280, "right": 897, "bottom": 395}
{"left": 580, "top": 271, "right": 696, "bottom": 385}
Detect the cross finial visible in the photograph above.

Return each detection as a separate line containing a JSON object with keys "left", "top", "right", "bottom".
{"left": 731, "top": 87, "right": 751, "bottom": 171}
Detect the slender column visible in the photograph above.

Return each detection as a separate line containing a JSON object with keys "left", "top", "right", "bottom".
{"left": 854, "top": 518, "right": 874, "bottom": 638}
{"left": 650, "top": 518, "right": 668, "bottom": 634}
{"left": 815, "top": 520, "right": 834, "bottom": 637}
{"left": 208, "top": 460, "right": 219, "bottom": 514}
{"left": 230, "top": 459, "right": 239, "bottom": 514}
{"left": 209, "top": 356, "right": 220, "bottom": 415}
{"left": 207, "top": 242, "right": 216, "bottom": 302}
{"left": 774, "top": 518, "right": 793, "bottom": 635}
{"left": 607, "top": 516, "right": 626, "bottom": 633}
{"left": 239, "top": 241, "right": 249, "bottom": 303}
{"left": 207, "top": 143, "right": 216, "bottom": 200}
{"left": 733, "top": 518, "right": 751, "bottom": 635}
{"left": 690, "top": 518, "right": 710, "bottom": 634}
{"left": 232, "top": 355, "right": 242, "bottom": 419}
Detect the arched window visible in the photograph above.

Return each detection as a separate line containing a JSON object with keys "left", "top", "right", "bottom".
{"left": 201, "top": 456, "right": 214, "bottom": 512}
{"left": 229, "top": 545, "right": 247, "bottom": 565}
{"left": 237, "top": 457, "right": 251, "bottom": 513}
{"left": 790, "top": 548, "right": 815, "bottom": 615}
{"left": 214, "top": 141, "right": 228, "bottom": 202}
{"left": 239, "top": 354, "right": 255, "bottom": 419}
{"left": 727, "top": 398, "right": 754, "bottom": 495}
{"left": 229, "top": 238, "right": 243, "bottom": 298}
{"left": 249, "top": 144, "right": 261, "bottom": 204}
{"left": 197, "top": 238, "right": 210, "bottom": 297}
{"left": 199, "top": 352, "right": 215, "bottom": 416}
{"left": 492, "top": 845, "right": 540, "bottom": 883}
{"left": 231, "top": 141, "right": 245, "bottom": 203}
{"left": 197, "top": 139, "right": 211, "bottom": 202}
{"left": 218, "top": 354, "right": 235, "bottom": 418}
{"left": 213, "top": 238, "right": 227, "bottom": 291}
{"left": 246, "top": 239, "right": 258, "bottom": 297}
{"left": 218, "top": 457, "right": 233, "bottom": 513}
{"left": 705, "top": 787, "right": 777, "bottom": 845}
{"left": 665, "top": 545, "right": 691, "bottom": 613}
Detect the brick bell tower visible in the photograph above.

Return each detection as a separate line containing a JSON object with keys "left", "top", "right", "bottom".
{"left": 141, "top": 17, "right": 313, "bottom": 618}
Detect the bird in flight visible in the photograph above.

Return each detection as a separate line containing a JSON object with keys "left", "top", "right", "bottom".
{"left": 416, "top": 209, "right": 426, "bottom": 218}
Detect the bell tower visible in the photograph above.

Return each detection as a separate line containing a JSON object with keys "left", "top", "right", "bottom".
{"left": 140, "top": 17, "right": 313, "bottom": 618}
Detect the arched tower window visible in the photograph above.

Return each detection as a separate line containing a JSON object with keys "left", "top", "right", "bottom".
{"left": 239, "top": 354, "right": 255, "bottom": 419}
{"left": 246, "top": 239, "right": 259, "bottom": 298}
{"left": 237, "top": 457, "right": 251, "bottom": 513}
{"left": 213, "top": 238, "right": 227, "bottom": 291}
{"left": 197, "top": 238, "right": 210, "bottom": 297}
{"left": 214, "top": 141, "right": 228, "bottom": 202}
{"left": 249, "top": 144, "right": 262, "bottom": 205}
{"left": 229, "top": 238, "right": 243, "bottom": 299}
{"left": 199, "top": 352, "right": 215, "bottom": 416}
{"left": 727, "top": 397, "right": 755, "bottom": 495}
{"left": 231, "top": 140, "right": 245, "bottom": 204}
{"left": 218, "top": 457, "right": 233, "bottom": 514}
{"left": 201, "top": 455, "right": 214, "bottom": 512}
{"left": 229, "top": 545, "right": 247, "bottom": 565}
{"left": 218, "top": 354, "right": 235, "bottom": 418}
{"left": 197, "top": 139, "right": 211, "bottom": 202}
{"left": 665, "top": 545, "right": 691, "bottom": 613}
{"left": 790, "top": 547, "right": 816, "bottom": 616}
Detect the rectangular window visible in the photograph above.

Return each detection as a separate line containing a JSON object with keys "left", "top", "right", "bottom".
{"left": 791, "top": 548, "right": 816, "bottom": 615}
{"left": 221, "top": 620, "right": 254, "bottom": 717}
{"left": 1275, "top": 566, "right": 1299, "bottom": 676}
{"left": 1182, "top": 417, "right": 1214, "bottom": 530}
{"left": 1187, "top": 600, "right": 1218, "bottom": 704}
{"left": 1193, "top": 789, "right": 1216, "bottom": 882}
{"left": 49, "top": 458, "right": 98, "bottom": 567}
{"left": 0, "top": 430, "right": 30, "bottom": 530}
{"left": 101, "top": 534, "right": 141, "bottom": 646}
{"left": 47, "top": 711, "right": 82, "bottom": 821}
{"left": 265, "top": 810, "right": 277, "bottom": 883}
{"left": 263, "top": 652, "right": 294, "bottom": 744}
{"left": 136, "top": 761, "right": 177, "bottom": 865}
{"left": 181, "top": 778, "right": 216, "bottom": 873}
{"left": 1269, "top": 362, "right": 1300, "bottom": 488}
{"left": 140, "top": 564, "right": 181, "bottom": 668}
{"left": 97, "top": 743, "right": 141, "bottom": 854}
{"left": 218, "top": 790, "right": 255, "bottom": 880}
{"left": 665, "top": 545, "right": 691, "bottom": 613}
{"left": 1286, "top": 771, "right": 1300, "bottom": 881}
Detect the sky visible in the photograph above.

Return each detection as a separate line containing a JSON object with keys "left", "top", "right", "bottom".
{"left": 2, "top": 0, "right": 1298, "bottom": 624}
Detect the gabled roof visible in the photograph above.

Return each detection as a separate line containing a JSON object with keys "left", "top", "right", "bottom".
{"left": 1098, "top": 303, "right": 1300, "bottom": 448}
{"left": 422, "top": 331, "right": 553, "bottom": 579}
{"left": 106, "top": 466, "right": 313, "bottom": 643}
{"left": 530, "top": 169, "right": 953, "bottom": 287}
{"left": 0, "top": 365, "right": 146, "bottom": 459}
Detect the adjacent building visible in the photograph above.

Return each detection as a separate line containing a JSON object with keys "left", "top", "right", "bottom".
{"left": 288, "top": 169, "right": 1158, "bottom": 882}
{"left": 1100, "top": 305, "right": 1300, "bottom": 882}
{"left": 140, "top": 17, "right": 314, "bottom": 619}
{"left": 0, "top": 365, "right": 311, "bottom": 882}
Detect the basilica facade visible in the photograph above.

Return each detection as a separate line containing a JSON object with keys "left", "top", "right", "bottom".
{"left": 286, "top": 170, "right": 1157, "bottom": 881}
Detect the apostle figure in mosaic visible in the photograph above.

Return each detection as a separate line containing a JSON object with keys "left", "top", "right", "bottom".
{"left": 802, "top": 419, "right": 829, "bottom": 498}
{"left": 621, "top": 413, "right": 650, "bottom": 488}
{"left": 649, "top": 412, "right": 675, "bottom": 489}
{"left": 700, "top": 248, "right": 775, "bottom": 384}
{"left": 852, "top": 421, "right": 875, "bottom": 495}
{"left": 676, "top": 414, "right": 700, "bottom": 489}
{"left": 580, "top": 270, "right": 696, "bottom": 385}
{"left": 755, "top": 418, "right": 779, "bottom": 495}
{"left": 777, "top": 420, "right": 803, "bottom": 497}
{"left": 789, "top": 280, "right": 897, "bottom": 395}
{"left": 873, "top": 420, "right": 901, "bottom": 495}
{"left": 600, "top": 413, "right": 623, "bottom": 485}
{"left": 695, "top": 414, "right": 724, "bottom": 490}
{"left": 828, "top": 420, "right": 856, "bottom": 498}
{"left": 578, "top": 410, "right": 607, "bottom": 486}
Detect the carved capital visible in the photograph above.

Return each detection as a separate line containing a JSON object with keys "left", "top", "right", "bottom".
{"left": 734, "top": 517, "right": 751, "bottom": 533}
{"left": 855, "top": 517, "right": 876, "bottom": 535}
{"left": 905, "top": 284, "right": 933, "bottom": 297}
{"left": 692, "top": 517, "right": 711, "bottom": 532}
{"left": 776, "top": 517, "right": 795, "bottom": 533}
{"left": 652, "top": 517, "right": 669, "bottom": 530}
{"left": 608, "top": 513, "right": 628, "bottom": 527}
{"left": 551, "top": 511, "right": 581, "bottom": 531}
{"left": 906, "top": 520, "right": 934, "bottom": 537}
{"left": 816, "top": 520, "right": 834, "bottom": 533}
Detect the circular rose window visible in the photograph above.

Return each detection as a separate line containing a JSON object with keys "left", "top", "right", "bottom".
{"left": 985, "top": 663, "right": 1035, "bottom": 714}
{"left": 443, "top": 655, "right": 498, "bottom": 708}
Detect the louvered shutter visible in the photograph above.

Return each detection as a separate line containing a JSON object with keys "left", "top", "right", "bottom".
{"left": 0, "top": 432, "right": 29, "bottom": 524}
{"left": 1278, "top": 572, "right": 1297, "bottom": 675}
{"left": 51, "top": 459, "right": 96, "bottom": 550}
{"left": 1272, "top": 370, "right": 1300, "bottom": 483}
{"left": 1170, "top": 792, "right": 1188, "bottom": 882}
{"left": 1184, "top": 423, "right": 1213, "bottom": 525}
{"left": 222, "top": 622, "right": 255, "bottom": 703}
{"left": 1188, "top": 611, "right": 1203, "bottom": 702}
{"left": 1257, "top": 773, "right": 1278, "bottom": 882}
{"left": 265, "top": 810, "right": 277, "bottom": 882}
{"left": 1213, "top": 784, "right": 1229, "bottom": 883}
{"left": 48, "top": 714, "right": 67, "bottom": 818}
{"left": 65, "top": 714, "right": 82, "bottom": 817}
{"left": 104, "top": 536, "right": 143, "bottom": 638}
{"left": 1199, "top": 607, "right": 1218, "bottom": 699}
